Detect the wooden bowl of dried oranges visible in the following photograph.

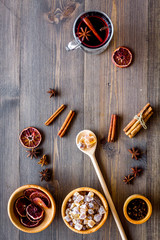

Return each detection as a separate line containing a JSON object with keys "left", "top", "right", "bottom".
{"left": 61, "top": 187, "right": 108, "bottom": 234}
{"left": 8, "top": 184, "right": 56, "bottom": 233}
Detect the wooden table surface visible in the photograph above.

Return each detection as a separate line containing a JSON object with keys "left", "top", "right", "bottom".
{"left": 0, "top": 0, "right": 159, "bottom": 239}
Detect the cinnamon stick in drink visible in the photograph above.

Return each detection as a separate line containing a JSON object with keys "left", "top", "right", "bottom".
{"left": 82, "top": 17, "right": 103, "bottom": 43}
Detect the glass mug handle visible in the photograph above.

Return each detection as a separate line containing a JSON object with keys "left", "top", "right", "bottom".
{"left": 66, "top": 37, "right": 81, "bottom": 51}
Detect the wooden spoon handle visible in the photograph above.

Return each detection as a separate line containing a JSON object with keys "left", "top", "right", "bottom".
{"left": 90, "top": 154, "right": 128, "bottom": 240}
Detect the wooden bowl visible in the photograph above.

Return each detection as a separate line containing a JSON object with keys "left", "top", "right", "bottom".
{"left": 8, "top": 184, "right": 56, "bottom": 233}
{"left": 123, "top": 194, "right": 152, "bottom": 224}
{"left": 61, "top": 187, "right": 108, "bottom": 234}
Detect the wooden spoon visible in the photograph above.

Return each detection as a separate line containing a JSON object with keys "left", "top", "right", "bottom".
{"left": 76, "top": 130, "right": 127, "bottom": 240}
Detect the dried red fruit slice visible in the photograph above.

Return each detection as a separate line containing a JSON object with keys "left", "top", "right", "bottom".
{"left": 23, "top": 188, "right": 40, "bottom": 199}
{"left": 19, "top": 127, "right": 42, "bottom": 149}
{"left": 32, "top": 197, "right": 48, "bottom": 209}
{"left": 20, "top": 217, "right": 40, "bottom": 228}
{"left": 112, "top": 46, "right": 132, "bottom": 68}
{"left": 30, "top": 191, "right": 51, "bottom": 208}
{"left": 15, "top": 196, "right": 30, "bottom": 217}
{"left": 26, "top": 212, "right": 38, "bottom": 222}
{"left": 26, "top": 203, "right": 44, "bottom": 221}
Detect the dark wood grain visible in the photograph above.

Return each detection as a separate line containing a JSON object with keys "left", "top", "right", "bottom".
{"left": 0, "top": 0, "right": 159, "bottom": 239}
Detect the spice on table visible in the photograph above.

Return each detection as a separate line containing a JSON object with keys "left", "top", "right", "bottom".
{"left": 45, "top": 104, "right": 66, "bottom": 126}
{"left": 26, "top": 148, "right": 40, "bottom": 159}
{"left": 100, "top": 137, "right": 107, "bottom": 145}
{"left": 123, "top": 103, "right": 153, "bottom": 138}
{"left": 47, "top": 88, "right": 56, "bottom": 98}
{"left": 123, "top": 175, "right": 134, "bottom": 184}
{"left": 127, "top": 198, "right": 148, "bottom": 220}
{"left": 38, "top": 155, "right": 48, "bottom": 167}
{"left": 40, "top": 169, "right": 51, "bottom": 182}
{"left": 131, "top": 167, "right": 142, "bottom": 177}
{"left": 78, "top": 27, "right": 91, "bottom": 41}
{"left": 58, "top": 110, "right": 75, "bottom": 137}
{"left": 108, "top": 114, "right": 117, "bottom": 142}
{"left": 128, "top": 147, "right": 141, "bottom": 160}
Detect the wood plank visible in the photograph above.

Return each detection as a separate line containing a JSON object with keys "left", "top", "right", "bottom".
{"left": 0, "top": 1, "right": 20, "bottom": 239}
{"left": 147, "top": 0, "right": 160, "bottom": 239}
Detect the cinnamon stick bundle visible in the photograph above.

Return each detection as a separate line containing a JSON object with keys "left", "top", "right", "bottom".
{"left": 45, "top": 104, "right": 66, "bottom": 126}
{"left": 123, "top": 103, "right": 153, "bottom": 138}
{"left": 108, "top": 114, "right": 117, "bottom": 142}
{"left": 58, "top": 110, "right": 75, "bottom": 137}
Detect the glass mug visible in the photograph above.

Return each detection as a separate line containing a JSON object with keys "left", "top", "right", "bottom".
{"left": 66, "top": 11, "right": 114, "bottom": 54}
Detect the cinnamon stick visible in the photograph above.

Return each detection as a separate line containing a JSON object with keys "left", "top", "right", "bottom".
{"left": 111, "top": 115, "right": 117, "bottom": 142}
{"left": 82, "top": 17, "right": 103, "bottom": 43}
{"left": 123, "top": 103, "right": 153, "bottom": 138}
{"left": 129, "top": 111, "right": 153, "bottom": 138}
{"left": 125, "top": 107, "right": 152, "bottom": 136}
{"left": 45, "top": 104, "right": 66, "bottom": 126}
{"left": 123, "top": 103, "right": 150, "bottom": 132}
{"left": 108, "top": 114, "right": 117, "bottom": 142}
{"left": 58, "top": 110, "right": 75, "bottom": 137}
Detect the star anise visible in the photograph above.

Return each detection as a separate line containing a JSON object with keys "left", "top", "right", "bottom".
{"left": 40, "top": 168, "right": 51, "bottom": 182}
{"left": 131, "top": 167, "right": 142, "bottom": 177}
{"left": 128, "top": 147, "right": 140, "bottom": 160}
{"left": 47, "top": 88, "right": 56, "bottom": 98}
{"left": 78, "top": 27, "right": 91, "bottom": 41}
{"left": 123, "top": 175, "right": 134, "bottom": 184}
{"left": 26, "top": 148, "right": 40, "bottom": 159}
{"left": 38, "top": 155, "right": 48, "bottom": 167}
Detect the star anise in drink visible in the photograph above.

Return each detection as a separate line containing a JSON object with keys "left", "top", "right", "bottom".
{"left": 123, "top": 175, "right": 134, "bottom": 184}
{"left": 40, "top": 169, "right": 52, "bottom": 182}
{"left": 131, "top": 167, "right": 142, "bottom": 177}
{"left": 38, "top": 155, "right": 48, "bottom": 167}
{"left": 128, "top": 147, "right": 140, "bottom": 160}
{"left": 78, "top": 27, "right": 91, "bottom": 41}
{"left": 47, "top": 88, "right": 56, "bottom": 98}
{"left": 26, "top": 148, "right": 40, "bottom": 159}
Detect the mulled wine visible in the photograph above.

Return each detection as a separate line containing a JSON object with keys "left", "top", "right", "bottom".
{"left": 75, "top": 11, "right": 113, "bottom": 49}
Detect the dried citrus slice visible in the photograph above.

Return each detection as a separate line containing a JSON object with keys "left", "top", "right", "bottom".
{"left": 30, "top": 191, "right": 51, "bottom": 208}
{"left": 20, "top": 217, "right": 40, "bottom": 228}
{"left": 24, "top": 188, "right": 37, "bottom": 199}
{"left": 19, "top": 127, "right": 42, "bottom": 149}
{"left": 26, "top": 204, "right": 44, "bottom": 221}
{"left": 15, "top": 196, "right": 30, "bottom": 217}
{"left": 112, "top": 46, "right": 132, "bottom": 68}
{"left": 26, "top": 212, "right": 38, "bottom": 222}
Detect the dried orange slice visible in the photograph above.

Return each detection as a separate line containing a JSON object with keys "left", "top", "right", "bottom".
{"left": 19, "top": 127, "right": 42, "bottom": 149}
{"left": 29, "top": 191, "right": 51, "bottom": 208}
{"left": 15, "top": 196, "right": 30, "bottom": 217}
{"left": 20, "top": 217, "right": 40, "bottom": 228}
{"left": 112, "top": 46, "right": 132, "bottom": 68}
{"left": 26, "top": 204, "right": 44, "bottom": 221}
